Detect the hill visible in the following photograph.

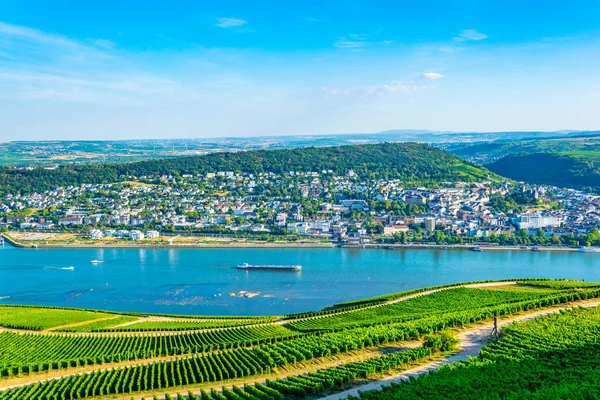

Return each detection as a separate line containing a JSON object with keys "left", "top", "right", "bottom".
{"left": 0, "top": 142, "right": 497, "bottom": 195}
{"left": 487, "top": 153, "right": 600, "bottom": 191}
{"left": 443, "top": 136, "right": 600, "bottom": 164}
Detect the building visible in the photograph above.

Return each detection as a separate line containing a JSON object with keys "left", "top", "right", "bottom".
{"left": 58, "top": 216, "right": 84, "bottom": 226}
{"left": 275, "top": 213, "right": 287, "bottom": 227}
{"left": 89, "top": 229, "right": 104, "bottom": 240}
{"left": 130, "top": 230, "right": 145, "bottom": 241}
{"left": 515, "top": 214, "right": 560, "bottom": 230}
{"left": 405, "top": 195, "right": 427, "bottom": 205}
{"left": 145, "top": 230, "right": 160, "bottom": 239}
{"left": 424, "top": 217, "right": 436, "bottom": 231}
{"left": 383, "top": 224, "right": 409, "bottom": 236}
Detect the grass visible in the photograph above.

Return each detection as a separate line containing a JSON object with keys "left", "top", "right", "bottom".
{"left": 0, "top": 306, "right": 111, "bottom": 330}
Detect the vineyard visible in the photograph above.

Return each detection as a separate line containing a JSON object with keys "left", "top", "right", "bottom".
{"left": 0, "top": 325, "right": 299, "bottom": 377}
{"left": 287, "top": 287, "right": 559, "bottom": 332}
{"left": 354, "top": 306, "right": 600, "bottom": 399}
{"left": 0, "top": 306, "right": 112, "bottom": 330}
{"left": 0, "top": 279, "right": 599, "bottom": 400}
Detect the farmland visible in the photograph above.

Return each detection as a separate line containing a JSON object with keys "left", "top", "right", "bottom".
{"left": 354, "top": 306, "right": 600, "bottom": 399}
{"left": 1, "top": 279, "right": 599, "bottom": 399}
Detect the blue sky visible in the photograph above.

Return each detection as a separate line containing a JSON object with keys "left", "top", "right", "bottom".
{"left": 1, "top": 0, "right": 599, "bottom": 140}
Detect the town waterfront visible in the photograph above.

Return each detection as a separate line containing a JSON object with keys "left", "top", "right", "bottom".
{"left": 0, "top": 244, "right": 598, "bottom": 315}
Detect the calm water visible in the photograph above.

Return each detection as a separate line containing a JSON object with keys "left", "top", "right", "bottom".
{"left": 0, "top": 244, "right": 598, "bottom": 316}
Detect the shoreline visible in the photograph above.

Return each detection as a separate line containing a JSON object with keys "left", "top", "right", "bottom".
{"left": 1, "top": 234, "right": 591, "bottom": 252}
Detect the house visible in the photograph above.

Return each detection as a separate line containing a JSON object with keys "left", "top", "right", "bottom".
{"left": 58, "top": 216, "right": 84, "bottom": 226}
{"left": 89, "top": 229, "right": 104, "bottom": 240}
{"left": 145, "top": 230, "right": 160, "bottom": 239}
{"left": 130, "top": 230, "right": 144, "bottom": 241}
{"left": 383, "top": 225, "right": 409, "bottom": 236}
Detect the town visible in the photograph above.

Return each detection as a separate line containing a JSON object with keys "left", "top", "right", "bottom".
{"left": 0, "top": 169, "right": 598, "bottom": 248}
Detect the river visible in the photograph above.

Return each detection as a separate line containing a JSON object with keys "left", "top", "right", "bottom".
{"left": 0, "top": 244, "right": 598, "bottom": 315}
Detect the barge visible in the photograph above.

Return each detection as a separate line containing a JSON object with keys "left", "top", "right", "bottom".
{"left": 237, "top": 263, "right": 302, "bottom": 271}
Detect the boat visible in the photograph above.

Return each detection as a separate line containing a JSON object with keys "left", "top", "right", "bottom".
{"left": 0, "top": 237, "right": 4, "bottom": 246}
{"left": 471, "top": 246, "right": 482, "bottom": 252}
{"left": 237, "top": 263, "right": 302, "bottom": 271}
{"left": 531, "top": 246, "right": 540, "bottom": 252}
{"left": 578, "top": 247, "right": 598, "bottom": 253}
{"left": 90, "top": 260, "right": 103, "bottom": 264}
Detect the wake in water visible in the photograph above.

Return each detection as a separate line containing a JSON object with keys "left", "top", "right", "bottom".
{"left": 44, "top": 266, "right": 75, "bottom": 271}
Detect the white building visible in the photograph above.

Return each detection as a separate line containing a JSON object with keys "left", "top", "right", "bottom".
{"left": 145, "top": 230, "right": 160, "bottom": 239}
{"left": 89, "top": 229, "right": 104, "bottom": 240}
{"left": 516, "top": 214, "right": 560, "bottom": 230}
{"left": 130, "top": 230, "right": 145, "bottom": 241}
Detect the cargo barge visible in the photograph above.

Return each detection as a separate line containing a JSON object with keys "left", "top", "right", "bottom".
{"left": 237, "top": 263, "right": 302, "bottom": 271}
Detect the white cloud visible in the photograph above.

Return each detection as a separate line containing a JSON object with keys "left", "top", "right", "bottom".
{"left": 334, "top": 34, "right": 369, "bottom": 49}
{"left": 0, "top": 21, "right": 81, "bottom": 48}
{"left": 334, "top": 38, "right": 365, "bottom": 49}
{"left": 453, "top": 29, "right": 488, "bottom": 42}
{"left": 94, "top": 39, "right": 115, "bottom": 49}
{"left": 322, "top": 73, "right": 442, "bottom": 97}
{"left": 215, "top": 18, "right": 248, "bottom": 28}
{"left": 421, "top": 72, "right": 444, "bottom": 80}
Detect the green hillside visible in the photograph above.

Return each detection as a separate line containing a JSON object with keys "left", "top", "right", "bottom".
{"left": 445, "top": 136, "right": 600, "bottom": 164}
{"left": 487, "top": 153, "right": 600, "bottom": 191}
{"left": 0, "top": 142, "right": 498, "bottom": 195}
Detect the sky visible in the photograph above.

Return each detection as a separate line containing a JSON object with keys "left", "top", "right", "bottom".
{"left": 1, "top": 0, "right": 600, "bottom": 141}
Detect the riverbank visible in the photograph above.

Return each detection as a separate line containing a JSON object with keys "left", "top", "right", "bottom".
{"left": 1, "top": 232, "right": 335, "bottom": 249}
{"left": 2, "top": 232, "right": 592, "bottom": 252}
{"left": 361, "top": 243, "right": 582, "bottom": 252}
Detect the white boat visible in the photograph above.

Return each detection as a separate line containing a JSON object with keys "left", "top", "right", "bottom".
{"left": 90, "top": 260, "right": 103, "bottom": 264}
{"left": 578, "top": 247, "right": 598, "bottom": 253}
{"left": 0, "top": 236, "right": 4, "bottom": 245}
{"left": 237, "top": 263, "right": 302, "bottom": 271}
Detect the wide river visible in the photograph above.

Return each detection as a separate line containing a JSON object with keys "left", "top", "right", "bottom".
{"left": 0, "top": 244, "right": 598, "bottom": 316}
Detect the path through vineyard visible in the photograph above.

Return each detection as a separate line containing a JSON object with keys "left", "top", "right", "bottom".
{"left": 110, "top": 298, "right": 600, "bottom": 400}
{"left": 318, "top": 299, "right": 600, "bottom": 400}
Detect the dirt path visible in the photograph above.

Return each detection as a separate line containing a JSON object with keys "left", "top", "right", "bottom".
{"left": 318, "top": 299, "right": 600, "bottom": 400}
{"left": 277, "top": 281, "right": 517, "bottom": 326}
{"left": 46, "top": 316, "right": 123, "bottom": 332}
{"left": 0, "top": 319, "right": 276, "bottom": 337}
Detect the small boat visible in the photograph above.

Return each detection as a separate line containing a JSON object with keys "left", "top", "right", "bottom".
{"left": 0, "top": 237, "right": 4, "bottom": 245}
{"left": 237, "top": 263, "right": 302, "bottom": 271}
{"left": 531, "top": 246, "right": 540, "bottom": 252}
{"left": 90, "top": 260, "right": 103, "bottom": 264}
{"left": 471, "top": 246, "right": 482, "bottom": 252}
{"left": 578, "top": 247, "right": 598, "bottom": 253}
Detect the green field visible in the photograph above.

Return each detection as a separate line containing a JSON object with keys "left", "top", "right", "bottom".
{"left": 0, "top": 306, "right": 112, "bottom": 330}
{"left": 0, "top": 279, "right": 599, "bottom": 400}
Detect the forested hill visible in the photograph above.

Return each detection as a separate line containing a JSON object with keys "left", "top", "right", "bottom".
{"left": 0, "top": 142, "right": 497, "bottom": 195}
{"left": 487, "top": 153, "right": 600, "bottom": 192}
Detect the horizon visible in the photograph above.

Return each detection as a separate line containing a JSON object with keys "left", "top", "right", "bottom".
{"left": 1, "top": 128, "right": 598, "bottom": 144}
{"left": 1, "top": 1, "right": 600, "bottom": 140}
